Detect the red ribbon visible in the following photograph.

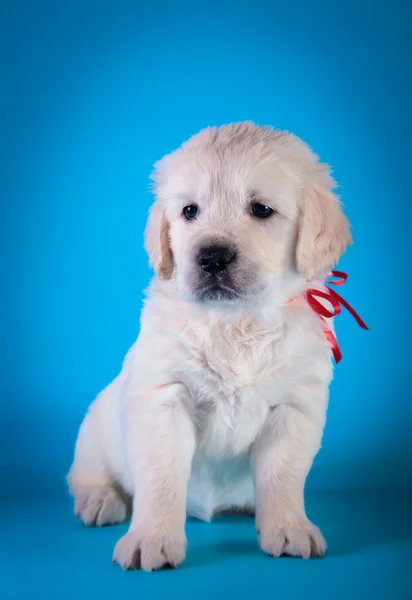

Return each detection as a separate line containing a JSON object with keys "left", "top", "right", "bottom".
{"left": 304, "top": 270, "right": 368, "bottom": 363}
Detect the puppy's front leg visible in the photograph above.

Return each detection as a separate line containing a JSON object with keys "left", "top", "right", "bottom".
{"left": 113, "top": 383, "right": 195, "bottom": 571}
{"left": 252, "top": 403, "right": 326, "bottom": 559}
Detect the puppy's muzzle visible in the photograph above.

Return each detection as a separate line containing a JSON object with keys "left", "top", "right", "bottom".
{"left": 197, "top": 244, "right": 237, "bottom": 276}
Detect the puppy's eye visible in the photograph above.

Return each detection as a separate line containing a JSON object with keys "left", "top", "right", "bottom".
{"left": 251, "top": 203, "right": 274, "bottom": 218}
{"left": 183, "top": 205, "right": 199, "bottom": 220}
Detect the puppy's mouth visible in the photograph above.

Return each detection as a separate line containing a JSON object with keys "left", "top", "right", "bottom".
{"left": 196, "top": 282, "right": 242, "bottom": 303}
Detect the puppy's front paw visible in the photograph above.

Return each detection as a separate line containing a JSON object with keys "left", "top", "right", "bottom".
{"left": 259, "top": 520, "right": 326, "bottom": 559}
{"left": 112, "top": 529, "right": 187, "bottom": 572}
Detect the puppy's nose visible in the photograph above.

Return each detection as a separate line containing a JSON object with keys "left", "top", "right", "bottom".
{"left": 197, "top": 245, "right": 236, "bottom": 275}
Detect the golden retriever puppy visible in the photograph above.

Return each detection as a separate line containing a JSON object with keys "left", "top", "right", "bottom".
{"left": 67, "top": 122, "right": 352, "bottom": 571}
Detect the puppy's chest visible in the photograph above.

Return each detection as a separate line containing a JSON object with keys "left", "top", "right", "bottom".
{"left": 177, "top": 324, "right": 287, "bottom": 457}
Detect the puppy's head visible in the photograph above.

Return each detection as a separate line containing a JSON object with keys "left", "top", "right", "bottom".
{"left": 145, "top": 123, "right": 352, "bottom": 305}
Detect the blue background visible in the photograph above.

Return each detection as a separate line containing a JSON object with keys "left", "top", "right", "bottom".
{"left": 1, "top": 0, "right": 411, "bottom": 598}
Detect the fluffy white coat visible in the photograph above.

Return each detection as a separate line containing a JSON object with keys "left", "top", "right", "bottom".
{"left": 67, "top": 122, "right": 352, "bottom": 571}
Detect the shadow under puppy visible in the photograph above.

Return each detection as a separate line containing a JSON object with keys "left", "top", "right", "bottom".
{"left": 67, "top": 122, "right": 352, "bottom": 571}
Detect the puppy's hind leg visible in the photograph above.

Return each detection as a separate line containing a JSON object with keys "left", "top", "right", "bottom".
{"left": 67, "top": 394, "right": 129, "bottom": 527}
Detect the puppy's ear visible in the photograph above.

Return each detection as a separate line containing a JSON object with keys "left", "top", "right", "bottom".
{"left": 296, "top": 165, "right": 352, "bottom": 281}
{"left": 144, "top": 201, "right": 174, "bottom": 279}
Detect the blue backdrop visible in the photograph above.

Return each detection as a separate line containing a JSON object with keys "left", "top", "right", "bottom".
{"left": 1, "top": 1, "right": 411, "bottom": 598}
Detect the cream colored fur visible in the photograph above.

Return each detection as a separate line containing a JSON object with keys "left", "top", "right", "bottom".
{"left": 67, "top": 122, "right": 352, "bottom": 571}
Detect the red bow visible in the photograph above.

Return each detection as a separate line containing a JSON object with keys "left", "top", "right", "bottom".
{"left": 304, "top": 270, "right": 368, "bottom": 363}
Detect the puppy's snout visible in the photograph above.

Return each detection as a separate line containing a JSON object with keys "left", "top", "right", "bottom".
{"left": 197, "top": 244, "right": 237, "bottom": 276}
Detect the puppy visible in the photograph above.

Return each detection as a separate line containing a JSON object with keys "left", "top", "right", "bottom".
{"left": 67, "top": 122, "right": 352, "bottom": 571}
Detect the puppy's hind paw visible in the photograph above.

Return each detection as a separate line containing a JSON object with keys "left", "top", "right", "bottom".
{"left": 74, "top": 485, "right": 128, "bottom": 527}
